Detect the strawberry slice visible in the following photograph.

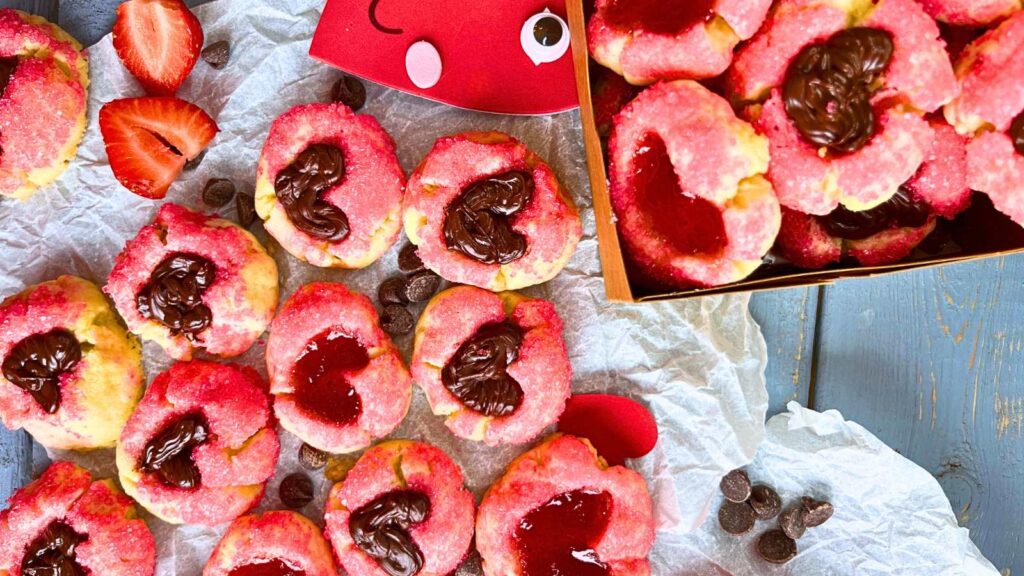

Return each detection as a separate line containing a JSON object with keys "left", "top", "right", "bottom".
{"left": 113, "top": 0, "right": 204, "bottom": 95}
{"left": 99, "top": 97, "right": 218, "bottom": 199}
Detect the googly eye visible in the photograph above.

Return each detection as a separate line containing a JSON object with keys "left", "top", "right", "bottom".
{"left": 521, "top": 9, "right": 570, "bottom": 66}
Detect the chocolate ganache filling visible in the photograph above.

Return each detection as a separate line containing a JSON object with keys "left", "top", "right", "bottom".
{"left": 136, "top": 253, "right": 216, "bottom": 340}
{"left": 349, "top": 490, "right": 431, "bottom": 576}
{"left": 141, "top": 414, "right": 210, "bottom": 490}
{"left": 21, "top": 521, "right": 88, "bottom": 576}
{"left": 818, "top": 187, "right": 931, "bottom": 240}
{"left": 441, "top": 322, "right": 524, "bottom": 417}
{"left": 443, "top": 171, "right": 534, "bottom": 265}
{"left": 2, "top": 329, "right": 82, "bottom": 414}
{"left": 783, "top": 27, "right": 894, "bottom": 154}
{"left": 1011, "top": 112, "right": 1024, "bottom": 156}
{"left": 274, "top": 144, "right": 350, "bottom": 241}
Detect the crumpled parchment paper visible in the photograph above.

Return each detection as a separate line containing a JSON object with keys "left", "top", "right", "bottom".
{"left": 0, "top": 0, "right": 769, "bottom": 574}
{"left": 662, "top": 402, "right": 999, "bottom": 575}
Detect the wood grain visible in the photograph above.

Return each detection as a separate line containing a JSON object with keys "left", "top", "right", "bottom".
{"left": 0, "top": 0, "right": 56, "bottom": 19}
{"left": 813, "top": 256, "right": 1024, "bottom": 573}
{"left": 751, "top": 288, "right": 819, "bottom": 416}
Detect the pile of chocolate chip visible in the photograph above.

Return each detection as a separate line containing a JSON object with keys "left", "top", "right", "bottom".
{"left": 717, "top": 469, "right": 834, "bottom": 564}
{"left": 376, "top": 244, "right": 442, "bottom": 336}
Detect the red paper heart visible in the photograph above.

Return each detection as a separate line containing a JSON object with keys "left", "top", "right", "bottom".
{"left": 558, "top": 394, "right": 658, "bottom": 466}
{"left": 310, "top": 0, "right": 579, "bottom": 115}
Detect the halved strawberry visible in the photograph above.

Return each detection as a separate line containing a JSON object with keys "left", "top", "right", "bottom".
{"left": 113, "top": 0, "right": 204, "bottom": 95}
{"left": 99, "top": 97, "right": 218, "bottom": 199}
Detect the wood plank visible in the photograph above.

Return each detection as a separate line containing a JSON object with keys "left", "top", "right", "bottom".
{"left": 2, "top": 0, "right": 57, "bottom": 19}
{"left": 813, "top": 255, "right": 1024, "bottom": 574}
{"left": 750, "top": 287, "right": 819, "bottom": 417}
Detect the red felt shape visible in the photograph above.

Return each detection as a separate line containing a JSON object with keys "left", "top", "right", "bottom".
{"left": 558, "top": 394, "right": 658, "bottom": 466}
{"left": 310, "top": 0, "right": 579, "bottom": 115}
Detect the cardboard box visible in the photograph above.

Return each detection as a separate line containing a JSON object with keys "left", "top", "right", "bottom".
{"left": 564, "top": 1, "right": 1024, "bottom": 302}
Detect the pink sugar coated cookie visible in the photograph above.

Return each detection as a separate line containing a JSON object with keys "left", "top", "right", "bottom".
{"left": 325, "top": 440, "right": 475, "bottom": 576}
{"left": 412, "top": 286, "right": 571, "bottom": 446}
{"left": 204, "top": 511, "right": 338, "bottom": 576}
{"left": 255, "top": 102, "right": 405, "bottom": 269}
{"left": 105, "top": 203, "right": 279, "bottom": 361}
{"left": 115, "top": 361, "right": 280, "bottom": 526}
{"left": 476, "top": 434, "right": 655, "bottom": 576}
{"left": 608, "top": 81, "right": 780, "bottom": 289}
{"left": 266, "top": 282, "right": 411, "bottom": 454}
{"left": 967, "top": 130, "right": 1024, "bottom": 225}
{"left": 0, "top": 276, "right": 144, "bottom": 451}
{"left": 0, "top": 461, "right": 156, "bottom": 576}
{"left": 0, "top": 9, "right": 89, "bottom": 200}
{"left": 588, "top": 0, "right": 773, "bottom": 85}
{"left": 403, "top": 131, "right": 582, "bottom": 291}
{"left": 917, "top": 0, "right": 1021, "bottom": 26}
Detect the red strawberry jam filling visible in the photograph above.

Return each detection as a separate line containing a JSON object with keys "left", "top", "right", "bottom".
{"left": 443, "top": 171, "right": 534, "bottom": 265}
{"left": 603, "top": 0, "right": 715, "bottom": 35}
{"left": 135, "top": 253, "right": 216, "bottom": 342}
{"left": 633, "top": 132, "right": 727, "bottom": 256}
{"left": 349, "top": 490, "right": 431, "bottom": 576}
{"left": 21, "top": 521, "right": 87, "bottom": 576}
{"left": 514, "top": 489, "right": 613, "bottom": 576}
{"left": 441, "top": 322, "right": 524, "bottom": 417}
{"left": 817, "top": 188, "right": 931, "bottom": 240}
{"left": 227, "top": 559, "right": 306, "bottom": 576}
{"left": 274, "top": 144, "right": 350, "bottom": 241}
{"left": 1, "top": 328, "right": 82, "bottom": 414}
{"left": 292, "top": 328, "right": 370, "bottom": 425}
{"left": 0, "top": 56, "right": 17, "bottom": 98}
{"left": 140, "top": 413, "right": 209, "bottom": 490}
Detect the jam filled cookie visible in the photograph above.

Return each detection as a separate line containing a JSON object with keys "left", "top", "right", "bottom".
{"left": 325, "top": 440, "right": 475, "bottom": 576}
{"left": 730, "top": 0, "right": 957, "bottom": 215}
{"left": 0, "top": 276, "right": 144, "bottom": 451}
{"left": 403, "top": 132, "right": 582, "bottom": 291}
{"left": 588, "top": 0, "right": 773, "bottom": 84}
{"left": 476, "top": 434, "right": 655, "bottom": 576}
{"left": 0, "top": 461, "right": 156, "bottom": 576}
{"left": 608, "top": 81, "right": 780, "bottom": 289}
{"left": 917, "top": 0, "right": 1020, "bottom": 26}
{"left": 255, "top": 103, "right": 405, "bottom": 268}
{"left": 266, "top": 282, "right": 412, "bottom": 454}
{"left": 0, "top": 9, "right": 89, "bottom": 200}
{"left": 115, "top": 360, "right": 280, "bottom": 526}
{"left": 777, "top": 120, "right": 971, "bottom": 268}
{"left": 411, "top": 286, "right": 571, "bottom": 446}
{"left": 203, "top": 511, "right": 338, "bottom": 576}
{"left": 105, "top": 203, "right": 278, "bottom": 361}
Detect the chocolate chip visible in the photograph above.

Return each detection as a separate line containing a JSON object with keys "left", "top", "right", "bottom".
{"left": 381, "top": 304, "right": 415, "bottom": 336}
{"left": 299, "top": 443, "right": 328, "bottom": 470}
{"left": 757, "top": 529, "right": 798, "bottom": 564}
{"left": 779, "top": 505, "right": 806, "bottom": 540}
{"left": 332, "top": 75, "right": 367, "bottom": 111}
{"left": 202, "top": 178, "right": 236, "bottom": 207}
{"left": 800, "top": 497, "right": 834, "bottom": 527}
{"left": 403, "top": 271, "right": 441, "bottom": 303}
{"left": 720, "top": 469, "right": 752, "bottom": 503}
{"left": 379, "top": 277, "right": 408, "bottom": 305}
{"left": 279, "top": 472, "right": 314, "bottom": 509}
{"left": 201, "top": 40, "right": 230, "bottom": 69}
{"left": 235, "top": 192, "right": 256, "bottom": 228}
{"left": 184, "top": 150, "right": 206, "bottom": 171}
{"left": 397, "top": 244, "right": 426, "bottom": 274}
{"left": 718, "top": 501, "right": 756, "bottom": 535}
{"left": 749, "top": 485, "right": 782, "bottom": 521}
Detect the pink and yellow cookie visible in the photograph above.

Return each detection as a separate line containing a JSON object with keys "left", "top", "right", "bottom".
{"left": 730, "top": 0, "right": 957, "bottom": 215}
{"left": 0, "top": 461, "right": 155, "bottom": 576}
{"left": 115, "top": 360, "right": 280, "bottom": 526}
{"left": 0, "top": 276, "right": 144, "bottom": 451}
{"left": 325, "top": 440, "right": 475, "bottom": 576}
{"left": 476, "top": 434, "right": 655, "bottom": 576}
{"left": 105, "top": 203, "right": 278, "bottom": 361}
{"left": 917, "top": 0, "right": 1020, "bottom": 26}
{"left": 266, "top": 282, "right": 412, "bottom": 454}
{"left": 608, "top": 81, "right": 780, "bottom": 289}
{"left": 777, "top": 121, "right": 970, "bottom": 268}
{"left": 588, "top": 0, "right": 773, "bottom": 84}
{"left": 412, "top": 286, "right": 571, "bottom": 446}
{"left": 404, "top": 132, "right": 582, "bottom": 291}
{"left": 203, "top": 511, "right": 338, "bottom": 576}
{"left": 255, "top": 102, "right": 405, "bottom": 269}
{"left": 0, "top": 9, "right": 89, "bottom": 200}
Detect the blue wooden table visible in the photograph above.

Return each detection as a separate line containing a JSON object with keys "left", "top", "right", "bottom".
{"left": 2, "top": 1, "right": 1022, "bottom": 573}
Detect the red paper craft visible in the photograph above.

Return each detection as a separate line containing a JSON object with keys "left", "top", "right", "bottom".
{"left": 310, "top": 0, "right": 579, "bottom": 115}
{"left": 558, "top": 394, "right": 659, "bottom": 466}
